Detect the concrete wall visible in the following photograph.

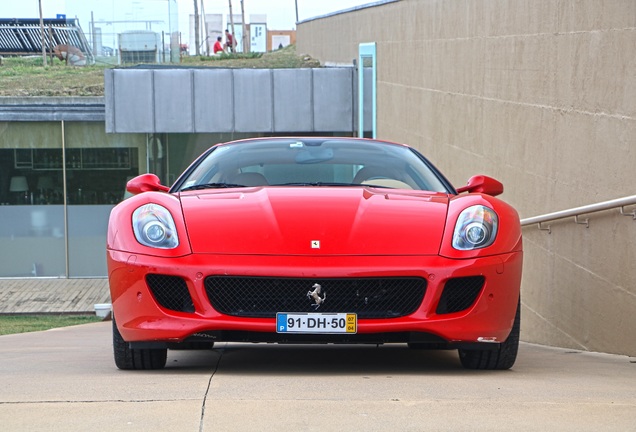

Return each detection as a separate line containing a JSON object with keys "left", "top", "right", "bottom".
{"left": 104, "top": 68, "right": 358, "bottom": 134}
{"left": 298, "top": 0, "right": 636, "bottom": 356}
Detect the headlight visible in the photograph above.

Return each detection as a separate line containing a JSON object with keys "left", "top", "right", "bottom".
{"left": 132, "top": 204, "right": 179, "bottom": 249}
{"left": 452, "top": 205, "right": 498, "bottom": 250}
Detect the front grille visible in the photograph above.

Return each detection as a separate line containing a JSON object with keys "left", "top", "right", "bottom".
{"left": 205, "top": 276, "right": 426, "bottom": 319}
{"left": 436, "top": 276, "right": 485, "bottom": 314}
{"left": 146, "top": 274, "right": 195, "bottom": 313}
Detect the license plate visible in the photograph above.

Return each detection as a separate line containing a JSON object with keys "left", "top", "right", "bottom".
{"left": 276, "top": 313, "right": 357, "bottom": 334}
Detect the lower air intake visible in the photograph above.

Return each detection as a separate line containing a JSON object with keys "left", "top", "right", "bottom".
{"left": 146, "top": 274, "right": 195, "bottom": 313}
{"left": 436, "top": 276, "right": 485, "bottom": 314}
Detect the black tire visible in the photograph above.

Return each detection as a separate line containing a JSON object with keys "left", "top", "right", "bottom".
{"left": 112, "top": 318, "right": 167, "bottom": 370}
{"left": 458, "top": 298, "right": 520, "bottom": 370}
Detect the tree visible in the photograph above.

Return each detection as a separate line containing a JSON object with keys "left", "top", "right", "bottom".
{"left": 240, "top": 0, "right": 248, "bottom": 53}
{"left": 38, "top": 0, "right": 47, "bottom": 66}
{"left": 194, "top": 0, "right": 200, "bottom": 55}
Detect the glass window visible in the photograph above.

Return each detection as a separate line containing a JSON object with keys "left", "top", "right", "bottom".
{"left": 0, "top": 121, "right": 145, "bottom": 278}
{"left": 174, "top": 138, "right": 451, "bottom": 193}
{"left": 0, "top": 122, "right": 66, "bottom": 277}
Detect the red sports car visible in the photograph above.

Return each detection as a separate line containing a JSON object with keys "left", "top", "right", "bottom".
{"left": 107, "top": 137, "right": 522, "bottom": 370}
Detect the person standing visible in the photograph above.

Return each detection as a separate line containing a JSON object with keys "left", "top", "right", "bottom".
{"left": 225, "top": 29, "right": 235, "bottom": 53}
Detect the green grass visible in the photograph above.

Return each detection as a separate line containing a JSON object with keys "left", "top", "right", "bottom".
{"left": 0, "top": 45, "right": 320, "bottom": 97}
{"left": 0, "top": 56, "right": 108, "bottom": 97}
{"left": 182, "top": 44, "right": 320, "bottom": 68}
{"left": 196, "top": 51, "right": 263, "bottom": 62}
{"left": 0, "top": 315, "right": 104, "bottom": 336}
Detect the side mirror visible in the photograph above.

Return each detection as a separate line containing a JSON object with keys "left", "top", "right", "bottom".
{"left": 126, "top": 174, "right": 169, "bottom": 195}
{"left": 456, "top": 175, "right": 504, "bottom": 197}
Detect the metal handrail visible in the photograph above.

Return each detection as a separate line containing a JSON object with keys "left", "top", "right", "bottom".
{"left": 520, "top": 195, "right": 636, "bottom": 233}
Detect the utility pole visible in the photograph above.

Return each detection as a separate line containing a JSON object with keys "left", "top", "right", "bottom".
{"left": 194, "top": 0, "right": 200, "bottom": 55}
{"left": 38, "top": 0, "right": 47, "bottom": 66}
{"left": 240, "top": 0, "right": 248, "bottom": 53}
{"left": 228, "top": 0, "right": 235, "bottom": 51}
{"left": 91, "top": 11, "right": 96, "bottom": 55}
{"left": 295, "top": 0, "right": 299, "bottom": 24}
{"left": 201, "top": 0, "right": 209, "bottom": 56}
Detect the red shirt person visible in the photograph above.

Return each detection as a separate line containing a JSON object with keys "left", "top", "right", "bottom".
{"left": 213, "top": 36, "right": 224, "bottom": 54}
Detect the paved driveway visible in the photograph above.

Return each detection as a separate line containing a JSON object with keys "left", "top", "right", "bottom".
{"left": 1, "top": 322, "right": 635, "bottom": 431}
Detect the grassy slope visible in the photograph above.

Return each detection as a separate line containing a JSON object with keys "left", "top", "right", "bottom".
{"left": 0, "top": 45, "right": 320, "bottom": 97}
{"left": 0, "top": 315, "right": 104, "bottom": 335}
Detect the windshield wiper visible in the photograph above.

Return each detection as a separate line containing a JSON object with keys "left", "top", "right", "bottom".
{"left": 272, "top": 182, "right": 362, "bottom": 187}
{"left": 272, "top": 182, "right": 394, "bottom": 189}
{"left": 180, "top": 183, "right": 245, "bottom": 191}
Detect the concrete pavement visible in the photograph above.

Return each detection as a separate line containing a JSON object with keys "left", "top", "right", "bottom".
{"left": 1, "top": 321, "right": 635, "bottom": 431}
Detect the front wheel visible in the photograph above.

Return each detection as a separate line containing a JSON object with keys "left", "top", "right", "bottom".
{"left": 458, "top": 298, "right": 520, "bottom": 370}
{"left": 112, "top": 318, "right": 167, "bottom": 370}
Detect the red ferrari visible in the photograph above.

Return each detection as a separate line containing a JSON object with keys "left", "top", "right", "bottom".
{"left": 107, "top": 138, "right": 522, "bottom": 370}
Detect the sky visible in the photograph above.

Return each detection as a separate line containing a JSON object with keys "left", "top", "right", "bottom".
{"left": 1, "top": 0, "right": 373, "bottom": 32}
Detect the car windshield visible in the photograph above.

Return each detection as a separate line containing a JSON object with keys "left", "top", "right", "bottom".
{"left": 174, "top": 138, "right": 451, "bottom": 193}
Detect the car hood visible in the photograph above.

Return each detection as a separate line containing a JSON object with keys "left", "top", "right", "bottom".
{"left": 180, "top": 187, "right": 449, "bottom": 255}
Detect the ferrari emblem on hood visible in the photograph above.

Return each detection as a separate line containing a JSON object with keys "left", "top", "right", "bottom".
{"left": 307, "top": 283, "right": 326, "bottom": 309}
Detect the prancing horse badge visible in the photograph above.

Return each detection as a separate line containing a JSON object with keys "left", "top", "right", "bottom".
{"left": 307, "top": 283, "right": 326, "bottom": 309}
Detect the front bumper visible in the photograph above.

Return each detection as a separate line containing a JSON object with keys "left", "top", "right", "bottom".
{"left": 108, "top": 250, "right": 522, "bottom": 346}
